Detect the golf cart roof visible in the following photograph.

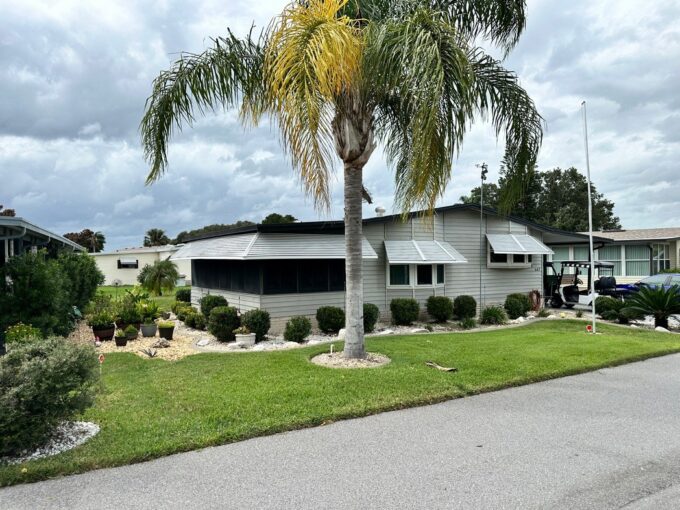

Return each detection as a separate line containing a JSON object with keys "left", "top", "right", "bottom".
{"left": 558, "top": 260, "right": 615, "bottom": 268}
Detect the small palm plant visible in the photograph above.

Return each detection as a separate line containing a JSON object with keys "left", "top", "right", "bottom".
{"left": 625, "top": 285, "right": 680, "bottom": 329}
{"left": 141, "top": 260, "right": 180, "bottom": 296}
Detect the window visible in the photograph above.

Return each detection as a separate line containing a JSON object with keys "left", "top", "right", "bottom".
{"left": 625, "top": 245, "right": 650, "bottom": 277}
{"left": 512, "top": 254, "right": 525, "bottom": 264}
{"left": 117, "top": 258, "right": 138, "bottom": 269}
{"left": 652, "top": 243, "right": 671, "bottom": 273}
{"left": 487, "top": 245, "right": 530, "bottom": 268}
{"left": 417, "top": 265, "right": 432, "bottom": 285}
{"left": 389, "top": 264, "right": 410, "bottom": 286}
{"left": 436, "top": 264, "right": 445, "bottom": 284}
{"left": 490, "top": 251, "right": 507, "bottom": 264}
{"left": 598, "top": 245, "right": 622, "bottom": 276}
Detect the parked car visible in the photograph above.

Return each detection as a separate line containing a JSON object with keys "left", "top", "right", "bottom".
{"left": 617, "top": 273, "right": 680, "bottom": 297}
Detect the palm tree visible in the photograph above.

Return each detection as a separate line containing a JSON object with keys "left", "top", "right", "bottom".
{"left": 625, "top": 286, "right": 680, "bottom": 329}
{"left": 140, "top": 0, "right": 542, "bottom": 359}
{"left": 144, "top": 228, "right": 171, "bottom": 247}
{"left": 141, "top": 259, "right": 180, "bottom": 296}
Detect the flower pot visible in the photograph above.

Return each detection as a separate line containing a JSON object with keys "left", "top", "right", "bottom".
{"left": 92, "top": 325, "right": 115, "bottom": 341}
{"left": 235, "top": 333, "right": 256, "bottom": 347}
{"left": 161, "top": 312, "right": 171, "bottom": 320}
{"left": 125, "top": 330, "right": 138, "bottom": 341}
{"left": 115, "top": 336, "right": 128, "bottom": 347}
{"left": 158, "top": 326, "right": 174, "bottom": 340}
{"left": 141, "top": 324, "right": 158, "bottom": 338}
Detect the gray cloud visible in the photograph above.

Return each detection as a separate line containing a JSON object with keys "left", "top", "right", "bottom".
{"left": 1, "top": 0, "right": 679, "bottom": 249}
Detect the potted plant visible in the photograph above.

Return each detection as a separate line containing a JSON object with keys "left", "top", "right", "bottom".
{"left": 234, "top": 326, "right": 256, "bottom": 347}
{"left": 124, "top": 324, "right": 138, "bottom": 341}
{"left": 115, "top": 298, "right": 143, "bottom": 331}
{"left": 114, "top": 328, "right": 128, "bottom": 347}
{"left": 158, "top": 321, "right": 175, "bottom": 340}
{"left": 139, "top": 301, "right": 160, "bottom": 338}
{"left": 87, "top": 309, "right": 115, "bottom": 341}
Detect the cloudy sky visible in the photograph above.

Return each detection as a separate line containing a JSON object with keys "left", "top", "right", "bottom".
{"left": 1, "top": 0, "right": 678, "bottom": 250}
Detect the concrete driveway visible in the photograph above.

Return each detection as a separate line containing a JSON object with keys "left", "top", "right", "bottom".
{"left": 3, "top": 354, "right": 680, "bottom": 509}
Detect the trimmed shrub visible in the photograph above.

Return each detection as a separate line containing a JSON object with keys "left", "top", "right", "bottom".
{"left": 390, "top": 298, "right": 420, "bottom": 325}
{"left": 504, "top": 293, "right": 532, "bottom": 319}
{"left": 175, "top": 305, "right": 195, "bottom": 322}
{"left": 208, "top": 306, "right": 240, "bottom": 342}
{"left": 426, "top": 296, "right": 454, "bottom": 323}
{"left": 5, "top": 323, "right": 42, "bottom": 346}
{"left": 184, "top": 312, "right": 198, "bottom": 329}
{"left": 595, "top": 296, "right": 624, "bottom": 316}
{"left": 0, "top": 338, "right": 98, "bottom": 456}
{"left": 241, "top": 309, "right": 271, "bottom": 341}
{"left": 316, "top": 306, "right": 345, "bottom": 333}
{"left": 193, "top": 314, "right": 207, "bottom": 331}
{"left": 480, "top": 305, "right": 508, "bottom": 325}
{"left": 601, "top": 310, "right": 619, "bottom": 321}
{"left": 460, "top": 317, "right": 477, "bottom": 330}
{"left": 58, "top": 252, "right": 104, "bottom": 312}
{"left": 618, "top": 307, "right": 644, "bottom": 324}
{"left": 200, "top": 295, "right": 228, "bottom": 318}
{"left": 363, "top": 303, "right": 380, "bottom": 333}
{"left": 453, "top": 295, "right": 477, "bottom": 320}
{"left": 175, "top": 288, "right": 191, "bottom": 303}
{"left": 284, "top": 316, "right": 312, "bottom": 343}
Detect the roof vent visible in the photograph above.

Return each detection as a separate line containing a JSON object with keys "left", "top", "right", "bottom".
{"left": 375, "top": 206, "right": 386, "bottom": 217}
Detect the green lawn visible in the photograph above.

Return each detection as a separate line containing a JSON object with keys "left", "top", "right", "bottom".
{"left": 97, "top": 285, "right": 175, "bottom": 312}
{"left": 2, "top": 320, "right": 679, "bottom": 486}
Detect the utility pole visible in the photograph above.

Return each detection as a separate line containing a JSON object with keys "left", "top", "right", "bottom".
{"left": 477, "top": 163, "right": 488, "bottom": 311}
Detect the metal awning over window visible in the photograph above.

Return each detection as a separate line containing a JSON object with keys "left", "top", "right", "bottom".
{"left": 384, "top": 240, "right": 467, "bottom": 264}
{"left": 486, "top": 234, "right": 553, "bottom": 255}
{"left": 171, "top": 233, "right": 378, "bottom": 260}
{"left": 118, "top": 257, "right": 138, "bottom": 264}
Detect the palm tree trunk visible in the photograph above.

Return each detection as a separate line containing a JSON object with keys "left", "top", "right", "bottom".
{"left": 344, "top": 163, "right": 365, "bottom": 359}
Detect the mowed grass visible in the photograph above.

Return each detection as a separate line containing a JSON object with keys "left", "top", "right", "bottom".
{"left": 2, "top": 320, "right": 680, "bottom": 486}
{"left": 97, "top": 285, "right": 176, "bottom": 312}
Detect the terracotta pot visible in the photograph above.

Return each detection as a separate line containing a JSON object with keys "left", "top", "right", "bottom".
{"left": 114, "top": 336, "right": 128, "bottom": 347}
{"left": 92, "top": 326, "right": 115, "bottom": 341}
{"left": 158, "top": 326, "right": 174, "bottom": 340}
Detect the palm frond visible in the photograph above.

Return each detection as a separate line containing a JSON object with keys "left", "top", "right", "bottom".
{"left": 265, "top": 0, "right": 362, "bottom": 209}
{"left": 140, "top": 28, "right": 266, "bottom": 184}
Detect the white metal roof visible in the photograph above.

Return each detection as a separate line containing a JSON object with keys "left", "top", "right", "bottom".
{"left": 0, "top": 216, "right": 85, "bottom": 251}
{"left": 384, "top": 240, "right": 467, "bottom": 264}
{"left": 171, "top": 233, "right": 378, "bottom": 260}
{"left": 486, "top": 234, "right": 553, "bottom": 255}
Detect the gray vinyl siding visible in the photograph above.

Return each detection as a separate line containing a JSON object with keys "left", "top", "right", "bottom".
{"left": 191, "top": 286, "right": 261, "bottom": 312}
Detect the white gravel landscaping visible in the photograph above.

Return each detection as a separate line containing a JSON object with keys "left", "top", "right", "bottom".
{"left": 0, "top": 421, "right": 100, "bottom": 465}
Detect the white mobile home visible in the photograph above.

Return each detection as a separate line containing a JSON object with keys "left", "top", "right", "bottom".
{"left": 92, "top": 245, "right": 192, "bottom": 286}
{"left": 173, "top": 205, "right": 591, "bottom": 332}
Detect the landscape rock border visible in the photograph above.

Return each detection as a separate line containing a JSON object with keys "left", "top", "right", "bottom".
{"left": 311, "top": 352, "right": 391, "bottom": 369}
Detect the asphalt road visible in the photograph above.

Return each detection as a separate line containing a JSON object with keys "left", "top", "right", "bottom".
{"left": 4, "top": 354, "right": 680, "bottom": 509}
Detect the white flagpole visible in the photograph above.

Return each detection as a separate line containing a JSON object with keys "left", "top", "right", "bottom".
{"left": 582, "top": 101, "right": 597, "bottom": 333}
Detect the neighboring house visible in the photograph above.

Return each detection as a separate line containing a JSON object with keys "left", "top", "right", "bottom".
{"left": 548, "top": 228, "right": 680, "bottom": 284}
{"left": 172, "top": 204, "right": 590, "bottom": 332}
{"left": 92, "top": 245, "right": 192, "bottom": 286}
{"left": 0, "top": 216, "right": 84, "bottom": 265}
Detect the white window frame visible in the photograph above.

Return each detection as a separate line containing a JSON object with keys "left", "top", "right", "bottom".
{"left": 387, "top": 263, "right": 445, "bottom": 288}
{"left": 486, "top": 243, "right": 531, "bottom": 269}
{"left": 652, "top": 243, "right": 671, "bottom": 273}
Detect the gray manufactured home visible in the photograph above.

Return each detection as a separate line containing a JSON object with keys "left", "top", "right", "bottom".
{"left": 172, "top": 204, "right": 593, "bottom": 332}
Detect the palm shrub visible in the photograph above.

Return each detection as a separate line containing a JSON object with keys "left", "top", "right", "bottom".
{"left": 141, "top": 0, "right": 543, "bottom": 359}
{"left": 453, "top": 295, "right": 477, "bottom": 319}
{"left": 140, "top": 259, "right": 179, "bottom": 296}
{"left": 284, "top": 316, "right": 312, "bottom": 343}
{"left": 390, "top": 298, "right": 420, "bottom": 325}
{"left": 480, "top": 305, "right": 508, "bottom": 325}
{"left": 625, "top": 286, "right": 680, "bottom": 329}
{"left": 363, "top": 303, "right": 380, "bottom": 333}
{"left": 316, "top": 306, "right": 345, "bottom": 333}
{"left": 200, "top": 295, "right": 228, "bottom": 318}
{"left": 504, "top": 293, "right": 531, "bottom": 319}
{"left": 426, "top": 296, "right": 454, "bottom": 322}
{"left": 208, "top": 306, "right": 240, "bottom": 342}
{"left": 241, "top": 309, "right": 271, "bottom": 342}
{"left": 0, "top": 338, "right": 98, "bottom": 456}
{"left": 175, "top": 288, "right": 191, "bottom": 303}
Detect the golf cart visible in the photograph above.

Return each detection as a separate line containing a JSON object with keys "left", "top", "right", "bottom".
{"left": 544, "top": 260, "right": 617, "bottom": 308}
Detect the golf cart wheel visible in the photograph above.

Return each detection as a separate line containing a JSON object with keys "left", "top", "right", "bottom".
{"left": 565, "top": 303, "right": 575, "bottom": 309}
{"left": 549, "top": 297, "right": 563, "bottom": 308}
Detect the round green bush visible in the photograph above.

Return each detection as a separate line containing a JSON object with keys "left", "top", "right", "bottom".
{"left": 595, "top": 296, "right": 624, "bottom": 316}
{"left": 175, "top": 305, "right": 195, "bottom": 322}
{"left": 200, "top": 295, "right": 228, "bottom": 318}
{"left": 459, "top": 317, "right": 477, "bottom": 330}
{"left": 480, "top": 305, "right": 508, "bottom": 325}
{"left": 316, "top": 306, "right": 345, "bottom": 333}
{"left": 208, "top": 306, "right": 240, "bottom": 342}
{"left": 390, "top": 298, "right": 420, "bottom": 325}
{"left": 601, "top": 309, "right": 620, "bottom": 321}
{"left": 0, "top": 338, "right": 99, "bottom": 456}
{"left": 193, "top": 314, "right": 207, "bottom": 331}
{"left": 453, "top": 295, "right": 477, "bottom": 319}
{"left": 241, "top": 309, "right": 271, "bottom": 341}
{"left": 184, "top": 312, "right": 198, "bottom": 329}
{"left": 363, "top": 303, "right": 380, "bottom": 333}
{"left": 175, "top": 288, "right": 191, "bottom": 303}
{"left": 5, "top": 323, "right": 42, "bottom": 346}
{"left": 284, "top": 316, "right": 312, "bottom": 343}
{"left": 426, "top": 296, "right": 453, "bottom": 322}
{"left": 504, "top": 293, "right": 532, "bottom": 319}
